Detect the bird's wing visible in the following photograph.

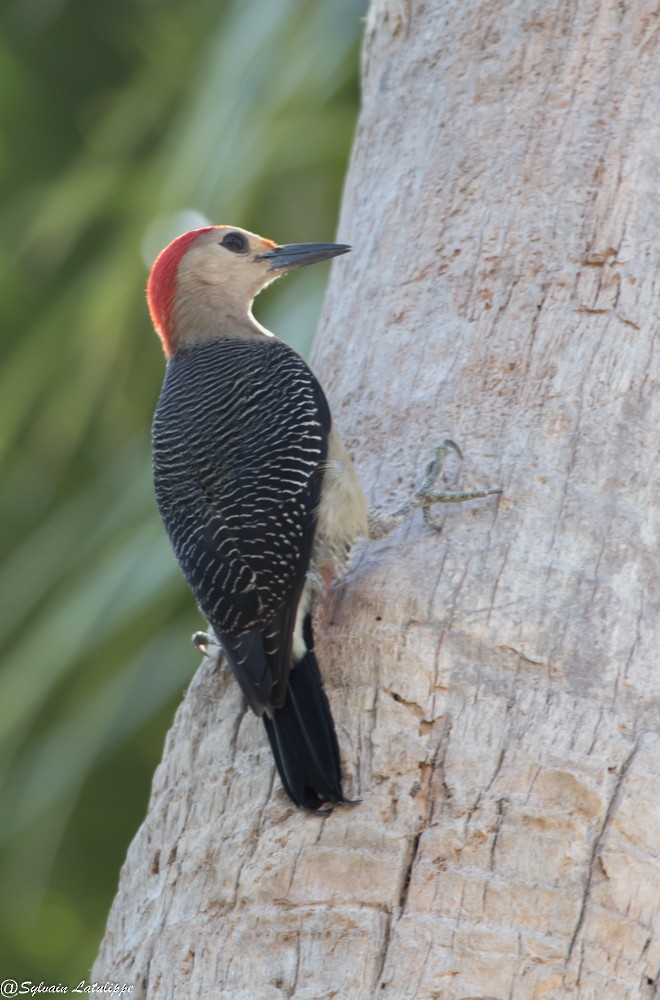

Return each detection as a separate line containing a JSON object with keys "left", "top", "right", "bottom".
{"left": 152, "top": 337, "right": 330, "bottom": 711}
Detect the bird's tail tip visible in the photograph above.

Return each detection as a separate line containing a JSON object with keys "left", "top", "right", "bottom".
{"left": 263, "top": 649, "right": 350, "bottom": 812}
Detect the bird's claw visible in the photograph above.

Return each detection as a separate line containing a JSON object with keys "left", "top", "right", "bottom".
{"left": 421, "top": 439, "right": 462, "bottom": 487}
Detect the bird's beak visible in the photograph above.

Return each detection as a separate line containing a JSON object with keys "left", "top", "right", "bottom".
{"left": 256, "top": 242, "right": 351, "bottom": 271}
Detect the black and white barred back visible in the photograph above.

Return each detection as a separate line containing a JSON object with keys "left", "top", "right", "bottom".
{"left": 153, "top": 335, "right": 348, "bottom": 809}
{"left": 152, "top": 337, "right": 330, "bottom": 642}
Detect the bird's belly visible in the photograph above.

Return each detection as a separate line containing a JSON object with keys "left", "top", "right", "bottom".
{"left": 313, "top": 426, "right": 368, "bottom": 579}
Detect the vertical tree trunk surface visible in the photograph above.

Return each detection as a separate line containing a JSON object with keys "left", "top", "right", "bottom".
{"left": 94, "top": 1, "right": 660, "bottom": 997}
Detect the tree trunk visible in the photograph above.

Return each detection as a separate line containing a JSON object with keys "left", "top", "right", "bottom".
{"left": 94, "top": 1, "right": 660, "bottom": 997}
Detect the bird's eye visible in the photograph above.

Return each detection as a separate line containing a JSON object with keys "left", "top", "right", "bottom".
{"left": 220, "top": 231, "right": 249, "bottom": 254}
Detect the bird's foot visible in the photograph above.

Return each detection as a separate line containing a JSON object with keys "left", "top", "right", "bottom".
{"left": 368, "top": 439, "right": 501, "bottom": 538}
{"left": 192, "top": 629, "right": 226, "bottom": 673}
{"left": 416, "top": 440, "right": 502, "bottom": 530}
{"left": 192, "top": 630, "right": 211, "bottom": 654}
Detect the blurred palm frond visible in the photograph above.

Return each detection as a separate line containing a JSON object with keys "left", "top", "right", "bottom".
{"left": 0, "top": 0, "right": 365, "bottom": 981}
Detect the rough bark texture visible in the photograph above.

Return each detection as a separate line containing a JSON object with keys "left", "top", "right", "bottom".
{"left": 94, "top": 1, "right": 660, "bottom": 997}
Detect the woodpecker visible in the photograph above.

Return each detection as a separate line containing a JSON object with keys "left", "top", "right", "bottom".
{"left": 148, "top": 224, "right": 499, "bottom": 812}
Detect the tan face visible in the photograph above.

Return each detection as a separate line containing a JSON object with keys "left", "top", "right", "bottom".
{"left": 147, "top": 225, "right": 281, "bottom": 354}
{"left": 177, "top": 226, "right": 280, "bottom": 305}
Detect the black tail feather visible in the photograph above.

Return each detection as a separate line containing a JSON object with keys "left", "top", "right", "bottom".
{"left": 262, "top": 649, "right": 345, "bottom": 811}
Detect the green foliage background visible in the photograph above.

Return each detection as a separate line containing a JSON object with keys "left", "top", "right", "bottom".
{"left": 0, "top": 0, "right": 365, "bottom": 984}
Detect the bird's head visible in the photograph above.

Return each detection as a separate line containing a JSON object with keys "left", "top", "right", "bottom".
{"left": 147, "top": 224, "right": 351, "bottom": 356}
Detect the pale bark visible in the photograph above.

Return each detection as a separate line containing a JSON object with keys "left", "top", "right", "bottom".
{"left": 94, "top": 1, "right": 660, "bottom": 997}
